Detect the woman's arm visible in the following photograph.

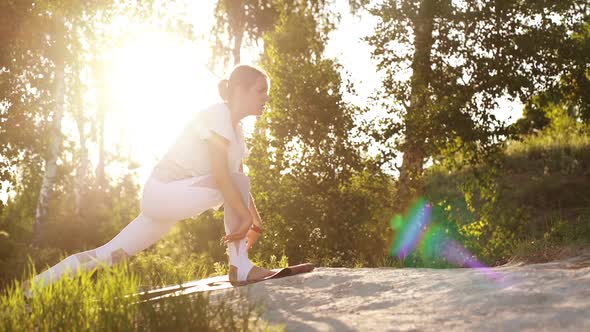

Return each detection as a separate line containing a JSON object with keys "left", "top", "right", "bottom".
{"left": 240, "top": 162, "right": 262, "bottom": 228}
{"left": 208, "top": 132, "right": 252, "bottom": 240}
{"left": 248, "top": 193, "right": 262, "bottom": 227}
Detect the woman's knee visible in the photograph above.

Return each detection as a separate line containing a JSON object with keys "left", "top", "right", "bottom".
{"left": 140, "top": 201, "right": 165, "bottom": 222}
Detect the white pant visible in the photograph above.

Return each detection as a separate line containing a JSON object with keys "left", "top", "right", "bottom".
{"left": 33, "top": 172, "right": 254, "bottom": 286}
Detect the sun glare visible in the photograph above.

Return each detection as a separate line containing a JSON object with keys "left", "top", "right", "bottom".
{"left": 106, "top": 31, "right": 219, "bottom": 179}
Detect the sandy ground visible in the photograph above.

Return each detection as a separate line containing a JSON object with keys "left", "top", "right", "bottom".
{"left": 242, "top": 253, "right": 590, "bottom": 331}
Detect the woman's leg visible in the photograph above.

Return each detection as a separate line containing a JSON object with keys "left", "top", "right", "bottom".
{"left": 223, "top": 173, "right": 255, "bottom": 281}
{"left": 30, "top": 172, "right": 265, "bottom": 287}
{"left": 32, "top": 176, "right": 224, "bottom": 287}
{"left": 32, "top": 213, "right": 174, "bottom": 286}
{"left": 189, "top": 173, "right": 263, "bottom": 282}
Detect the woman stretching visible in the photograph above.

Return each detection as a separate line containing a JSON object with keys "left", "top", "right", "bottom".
{"left": 31, "top": 64, "right": 275, "bottom": 288}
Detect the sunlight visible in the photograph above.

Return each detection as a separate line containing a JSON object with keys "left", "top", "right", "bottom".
{"left": 106, "top": 31, "right": 220, "bottom": 179}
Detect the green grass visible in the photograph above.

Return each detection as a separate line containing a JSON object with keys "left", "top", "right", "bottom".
{"left": 0, "top": 262, "right": 284, "bottom": 332}
{"left": 129, "top": 252, "right": 213, "bottom": 290}
{"left": 421, "top": 121, "right": 590, "bottom": 266}
{"left": 509, "top": 211, "right": 590, "bottom": 264}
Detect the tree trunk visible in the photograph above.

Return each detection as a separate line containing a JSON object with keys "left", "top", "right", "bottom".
{"left": 95, "top": 58, "right": 107, "bottom": 190}
{"left": 74, "top": 94, "right": 89, "bottom": 217}
{"left": 96, "top": 100, "right": 106, "bottom": 190}
{"left": 65, "top": 55, "right": 89, "bottom": 217}
{"left": 233, "top": 28, "right": 244, "bottom": 65}
{"left": 229, "top": 0, "right": 245, "bottom": 65}
{"left": 33, "top": 18, "right": 66, "bottom": 244}
{"left": 396, "top": 0, "right": 435, "bottom": 211}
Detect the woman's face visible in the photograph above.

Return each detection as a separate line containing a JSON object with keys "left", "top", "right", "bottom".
{"left": 238, "top": 76, "right": 269, "bottom": 116}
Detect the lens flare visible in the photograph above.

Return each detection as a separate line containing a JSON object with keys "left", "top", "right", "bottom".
{"left": 389, "top": 198, "right": 504, "bottom": 283}
{"left": 390, "top": 198, "right": 431, "bottom": 259}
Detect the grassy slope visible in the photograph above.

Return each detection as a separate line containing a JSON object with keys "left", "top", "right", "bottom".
{"left": 424, "top": 125, "right": 590, "bottom": 265}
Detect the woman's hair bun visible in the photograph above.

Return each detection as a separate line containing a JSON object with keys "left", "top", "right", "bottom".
{"left": 218, "top": 79, "right": 230, "bottom": 101}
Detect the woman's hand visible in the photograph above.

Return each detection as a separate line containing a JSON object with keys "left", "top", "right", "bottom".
{"left": 245, "top": 225, "right": 262, "bottom": 251}
{"left": 224, "top": 213, "right": 252, "bottom": 244}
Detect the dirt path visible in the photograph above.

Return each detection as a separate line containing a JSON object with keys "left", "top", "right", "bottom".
{"left": 245, "top": 255, "right": 590, "bottom": 331}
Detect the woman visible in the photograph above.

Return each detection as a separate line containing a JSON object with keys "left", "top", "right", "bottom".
{"left": 31, "top": 64, "right": 275, "bottom": 289}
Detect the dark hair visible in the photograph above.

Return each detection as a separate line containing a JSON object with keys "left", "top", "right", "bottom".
{"left": 218, "top": 64, "right": 268, "bottom": 102}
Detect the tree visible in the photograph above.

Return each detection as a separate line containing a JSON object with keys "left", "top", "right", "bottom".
{"left": 211, "top": 0, "right": 370, "bottom": 67}
{"left": 33, "top": 13, "right": 67, "bottom": 242}
{"left": 367, "top": 0, "right": 588, "bottom": 210}
{"left": 0, "top": 1, "right": 204, "bottom": 280}
{"left": 246, "top": 5, "right": 393, "bottom": 265}
{"left": 1, "top": 1, "right": 190, "bottom": 245}
{"left": 0, "top": 2, "right": 69, "bottom": 244}
{"left": 207, "top": 1, "right": 396, "bottom": 264}
{"left": 0, "top": 1, "right": 51, "bottom": 191}
{"left": 515, "top": 19, "right": 590, "bottom": 135}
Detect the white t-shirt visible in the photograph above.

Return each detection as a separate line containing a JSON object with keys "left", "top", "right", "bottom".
{"left": 151, "top": 103, "right": 249, "bottom": 182}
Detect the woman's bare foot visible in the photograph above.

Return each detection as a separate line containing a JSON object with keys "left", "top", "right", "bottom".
{"left": 246, "top": 265, "right": 275, "bottom": 280}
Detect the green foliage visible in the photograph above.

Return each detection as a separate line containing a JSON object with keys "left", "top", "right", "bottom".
{"left": 213, "top": 261, "right": 230, "bottom": 276}
{"left": 1, "top": 1, "right": 586, "bottom": 313}
{"left": 424, "top": 110, "right": 590, "bottom": 264}
{"left": 250, "top": 253, "right": 290, "bottom": 270}
{"left": 392, "top": 197, "right": 479, "bottom": 268}
{"left": 211, "top": 0, "right": 370, "bottom": 66}
{"left": 514, "top": 18, "right": 590, "bottom": 135}
{"left": 511, "top": 216, "right": 590, "bottom": 264}
{"left": 129, "top": 252, "right": 211, "bottom": 289}
{"left": 174, "top": 210, "right": 228, "bottom": 264}
{"left": 0, "top": 262, "right": 277, "bottom": 332}
{"left": 245, "top": 5, "right": 394, "bottom": 268}
{"left": 366, "top": 0, "right": 587, "bottom": 209}
{"left": 2, "top": 264, "right": 138, "bottom": 331}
